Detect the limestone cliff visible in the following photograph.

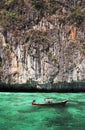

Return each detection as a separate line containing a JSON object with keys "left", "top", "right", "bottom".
{"left": 0, "top": 0, "right": 85, "bottom": 85}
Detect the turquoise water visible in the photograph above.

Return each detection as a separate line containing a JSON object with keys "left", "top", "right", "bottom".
{"left": 0, "top": 93, "right": 85, "bottom": 130}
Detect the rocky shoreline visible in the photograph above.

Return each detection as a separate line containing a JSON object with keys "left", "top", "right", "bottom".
{"left": 0, "top": 81, "right": 85, "bottom": 92}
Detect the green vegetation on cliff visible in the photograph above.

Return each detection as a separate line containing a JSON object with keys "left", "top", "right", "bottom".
{"left": 0, "top": 0, "right": 85, "bottom": 32}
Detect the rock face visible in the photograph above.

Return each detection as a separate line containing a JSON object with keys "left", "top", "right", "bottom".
{"left": 0, "top": 0, "right": 85, "bottom": 84}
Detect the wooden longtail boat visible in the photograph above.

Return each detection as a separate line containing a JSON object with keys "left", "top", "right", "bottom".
{"left": 32, "top": 99, "right": 68, "bottom": 106}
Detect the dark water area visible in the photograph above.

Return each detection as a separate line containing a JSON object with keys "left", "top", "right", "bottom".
{"left": 0, "top": 93, "right": 85, "bottom": 130}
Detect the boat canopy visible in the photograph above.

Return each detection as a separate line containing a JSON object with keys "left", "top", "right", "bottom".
{"left": 44, "top": 98, "right": 54, "bottom": 102}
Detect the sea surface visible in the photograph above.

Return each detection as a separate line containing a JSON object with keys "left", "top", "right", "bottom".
{"left": 0, "top": 92, "right": 85, "bottom": 130}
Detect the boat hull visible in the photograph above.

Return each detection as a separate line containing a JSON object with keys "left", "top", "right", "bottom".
{"left": 32, "top": 100, "right": 68, "bottom": 106}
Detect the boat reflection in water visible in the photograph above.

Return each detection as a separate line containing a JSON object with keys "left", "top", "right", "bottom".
{"left": 32, "top": 98, "right": 68, "bottom": 106}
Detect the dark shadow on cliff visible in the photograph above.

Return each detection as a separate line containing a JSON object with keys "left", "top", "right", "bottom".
{"left": 0, "top": 80, "right": 85, "bottom": 92}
